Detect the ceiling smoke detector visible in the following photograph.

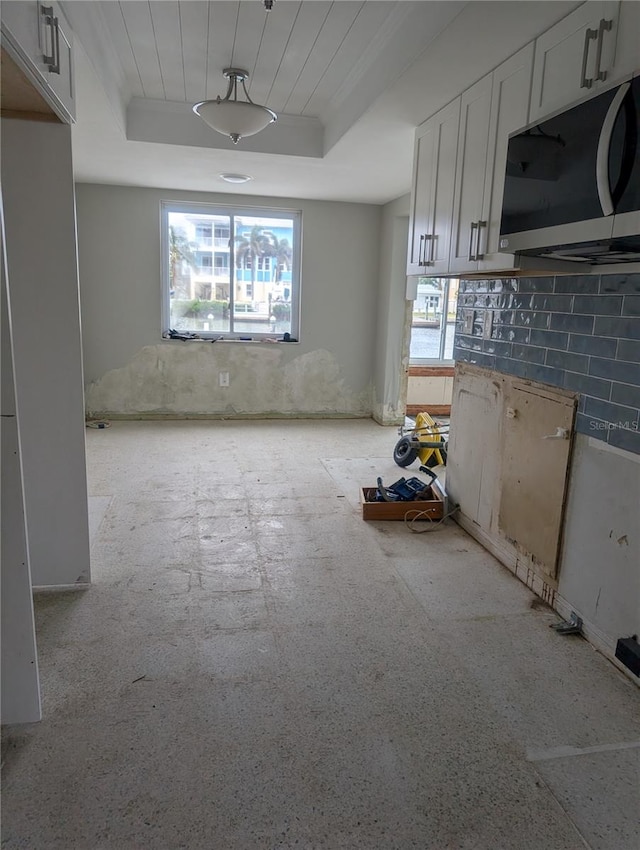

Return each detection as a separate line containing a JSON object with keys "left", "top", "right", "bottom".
{"left": 219, "top": 173, "right": 253, "bottom": 184}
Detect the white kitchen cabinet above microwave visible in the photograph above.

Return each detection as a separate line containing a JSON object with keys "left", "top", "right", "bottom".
{"left": 1, "top": 0, "right": 75, "bottom": 123}
{"left": 529, "top": 1, "right": 639, "bottom": 123}
{"left": 407, "top": 43, "right": 567, "bottom": 278}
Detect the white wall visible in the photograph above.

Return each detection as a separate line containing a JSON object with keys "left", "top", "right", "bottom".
{"left": 2, "top": 119, "right": 91, "bottom": 588}
{"left": 1, "top": 210, "right": 41, "bottom": 723}
{"left": 557, "top": 436, "right": 640, "bottom": 656}
{"left": 76, "top": 185, "right": 383, "bottom": 418}
{"left": 372, "top": 194, "right": 411, "bottom": 425}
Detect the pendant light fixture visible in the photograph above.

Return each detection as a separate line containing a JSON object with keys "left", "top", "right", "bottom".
{"left": 193, "top": 68, "right": 277, "bottom": 145}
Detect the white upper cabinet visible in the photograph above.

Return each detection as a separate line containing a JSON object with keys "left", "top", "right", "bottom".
{"left": 449, "top": 74, "right": 493, "bottom": 274}
{"left": 1, "top": 0, "right": 75, "bottom": 122}
{"left": 614, "top": 1, "right": 640, "bottom": 80}
{"left": 448, "top": 44, "right": 535, "bottom": 275}
{"left": 529, "top": 1, "right": 621, "bottom": 123}
{"left": 407, "top": 99, "right": 460, "bottom": 276}
{"left": 479, "top": 43, "right": 536, "bottom": 272}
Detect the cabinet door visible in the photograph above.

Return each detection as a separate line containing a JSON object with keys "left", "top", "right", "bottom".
{"left": 478, "top": 43, "right": 535, "bottom": 272}
{"left": 41, "top": 3, "right": 75, "bottom": 120}
{"left": 449, "top": 74, "right": 493, "bottom": 274}
{"left": 429, "top": 98, "right": 460, "bottom": 275}
{"left": 1, "top": 0, "right": 74, "bottom": 122}
{"left": 1, "top": 1, "right": 42, "bottom": 77}
{"left": 614, "top": 1, "right": 640, "bottom": 82}
{"left": 530, "top": 1, "right": 620, "bottom": 122}
{"left": 407, "top": 122, "right": 437, "bottom": 276}
{"left": 498, "top": 385, "right": 575, "bottom": 582}
{"left": 406, "top": 99, "right": 459, "bottom": 276}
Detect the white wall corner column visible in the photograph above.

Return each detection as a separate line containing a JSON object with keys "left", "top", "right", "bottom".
{"left": 373, "top": 196, "right": 410, "bottom": 425}
{"left": 1, "top": 119, "right": 90, "bottom": 588}
{"left": 1, "top": 211, "right": 41, "bottom": 724}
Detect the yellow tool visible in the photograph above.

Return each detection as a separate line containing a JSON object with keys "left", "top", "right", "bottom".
{"left": 393, "top": 411, "right": 447, "bottom": 468}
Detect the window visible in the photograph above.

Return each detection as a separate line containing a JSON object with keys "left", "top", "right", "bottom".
{"left": 162, "top": 202, "right": 301, "bottom": 340}
{"left": 409, "top": 277, "right": 459, "bottom": 362}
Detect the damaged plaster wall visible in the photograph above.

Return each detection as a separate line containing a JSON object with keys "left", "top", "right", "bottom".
{"left": 85, "top": 345, "right": 371, "bottom": 417}
{"left": 372, "top": 194, "right": 411, "bottom": 425}
{"left": 76, "top": 185, "right": 381, "bottom": 417}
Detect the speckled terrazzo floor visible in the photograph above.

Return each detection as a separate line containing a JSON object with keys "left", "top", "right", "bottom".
{"left": 2, "top": 420, "right": 639, "bottom": 850}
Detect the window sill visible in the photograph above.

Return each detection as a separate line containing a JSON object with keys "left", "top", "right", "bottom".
{"left": 162, "top": 334, "right": 299, "bottom": 344}
{"left": 408, "top": 365, "right": 455, "bottom": 377}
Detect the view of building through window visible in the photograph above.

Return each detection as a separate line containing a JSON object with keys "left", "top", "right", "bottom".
{"left": 163, "top": 203, "right": 300, "bottom": 339}
{"left": 409, "top": 277, "right": 459, "bottom": 361}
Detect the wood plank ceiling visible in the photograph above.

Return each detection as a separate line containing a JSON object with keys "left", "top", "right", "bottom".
{"left": 99, "top": 1, "right": 401, "bottom": 118}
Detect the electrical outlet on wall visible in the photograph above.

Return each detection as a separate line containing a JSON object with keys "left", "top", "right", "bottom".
{"left": 219, "top": 371, "right": 230, "bottom": 387}
{"left": 462, "top": 309, "right": 474, "bottom": 334}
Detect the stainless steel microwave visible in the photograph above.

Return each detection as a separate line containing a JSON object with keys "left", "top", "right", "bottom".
{"left": 499, "top": 73, "right": 640, "bottom": 264}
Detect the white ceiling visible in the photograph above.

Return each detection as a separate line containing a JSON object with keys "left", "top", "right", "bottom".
{"left": 65, "top": 1, "right": 580, "bottom": 205}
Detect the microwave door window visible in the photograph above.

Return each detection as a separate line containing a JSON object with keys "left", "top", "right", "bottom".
{"left": 612, "top": 77, "right": 639, "bottom": 215}
{"left": 501, "top": 85, "right": 620, "bottom": 236}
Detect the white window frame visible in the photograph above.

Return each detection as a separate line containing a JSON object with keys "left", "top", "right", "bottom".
{"left": 161, "top": 201, "right": 302, "bottom": 341}
{"left": 409, "top": 276, "right": 458, "bottom": 364}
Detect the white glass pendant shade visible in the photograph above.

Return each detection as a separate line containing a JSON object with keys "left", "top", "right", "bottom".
{"left": 193, "top": 68, "right": 277, "bottom": 144}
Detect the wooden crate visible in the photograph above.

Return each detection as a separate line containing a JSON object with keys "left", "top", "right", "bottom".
{"left": 361, "top": 480, "right": 445, "bottom": 521}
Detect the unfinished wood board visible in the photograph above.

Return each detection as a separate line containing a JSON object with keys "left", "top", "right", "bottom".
{"left": 498, "top": 385, "right": 576, "bottom": 580}
{"left": 0, "top": 48, "right": 59, "bottom": 121}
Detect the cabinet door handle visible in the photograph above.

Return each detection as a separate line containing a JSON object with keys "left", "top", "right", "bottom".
{"left": 418, "top": 234, "right": 425, "bottom": 266}
{"left": 40, "top": 5, "right": 60, "bottom": 74}
{"left": 423, "top": 234, "right": 433, "bottom": 266}
{"left": 428, "top": 233, "right": 436, "bottom": 265}
{"left": 468, "top": 221, "right": 478, "bottom": 262}
{"left": 594, "top": 18, "right": 613, "bottom": 82}
{"left": 476, "top": 221, "right": 487, "bottom": 260}
{"left": 580, "top": 27, "right": 598, "bottom": 89}
{"left": 51, "top": 14, "right": 61, "bottom": 74}
{"left": 596, "top": 81, "right": 630, "bottom": 216}
{"left": 41, "top": 5, "right": 55, "bottom": 66}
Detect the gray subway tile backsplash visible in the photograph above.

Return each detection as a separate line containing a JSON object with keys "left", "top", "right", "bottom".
{"left": 572, "top": 295, "right": 623, "bottom": 315}
{"left": 549, "top": 312, "right": 595, "bottom": 334}
{"left": 532, "top": 294, "right": 573, "bottom": 312}
{"left": 545, "top": 348, "right": 588, "bottom": 374}
{"left": 512, "top": 310, "right": 551, "bottom": 329}
{"left": 599, "top": 275, "right": 640, "bottom": 294}
{"left": 568, "top": 333, "right": 617, "bottom": 358}
{"left": 617, "top": 339, "right": 640, "bottom": 362}
{"left": 622, "top": 296, "right": 640, "bottom": 317}
{"left": 512, "top": 344, "right": 545, "bottom": 364}
{"left": 594, "top": 316, "right": 640, "bottom": 339}
{"left": 590, "top": 357, "right": 640, "bottom": 385}
{"left": 554, "top": 275, "right": 599, "bottom": 294}
{"left": 563, "top": 372, "right": 611, "bottom": 400}
{"left": 584, "top": 397, "right": 639, "bottom": 429}
{"left": 611, "top": 382, "right": 640, "bottom": 410}
{"left": 607, "top": 425, "right": 640, "bottom": 454}
{"left": 453, "top": 272, "right": 640, "bottom": 455}
{"left": 529, "top": 328, "right": 569, "bottom": 349}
